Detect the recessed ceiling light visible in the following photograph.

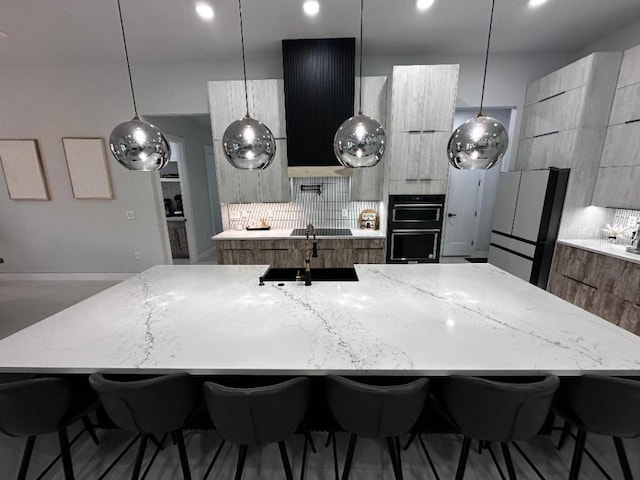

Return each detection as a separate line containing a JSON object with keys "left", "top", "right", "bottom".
{"left": 416, "top": 0, "right": 435, "bottom": 11}
{"left": 195, "top": 2, "right": 214, "bottom": 21}
{"left": 528, "top": 0, "right": 548, "bottom": 7}
{"left": 303, "top": 1, "right": 320, "bottom": 16}
{"left": 0, "top": 31, "right": 8, "bottom": 38}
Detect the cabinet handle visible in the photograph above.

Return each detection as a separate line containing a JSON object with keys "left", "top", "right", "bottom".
{"left": 625, "top": 118, "right": 640, "bottom": 124}
{"left": 447, "top": 213, "right": 457, "bottom": 217}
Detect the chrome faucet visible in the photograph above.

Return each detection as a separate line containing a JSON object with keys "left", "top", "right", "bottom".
{"left": 304, "top": 223, "right": 318, "bottom": 286}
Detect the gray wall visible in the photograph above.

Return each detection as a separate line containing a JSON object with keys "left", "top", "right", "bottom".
{"left": 145, "top": 115, "right": 218, "bottom": 258}
{"left": 0, "top": 48, "right": 607, "bottom": 273}
{"left": 577, "top": 18, "right": 640, "bottom": 58}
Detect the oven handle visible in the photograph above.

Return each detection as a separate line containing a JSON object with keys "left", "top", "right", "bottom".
{"left": 393, "top": 203, "right": 443, "bottom": 208}
{"left": 391, "top": 229, "right": 441, "bottom": 233}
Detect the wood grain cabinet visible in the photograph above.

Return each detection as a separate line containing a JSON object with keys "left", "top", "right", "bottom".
{"left": 592, "top": 44, "right": 640, "bottom": 209}
{"left": 216, "top": 238, "right": 385, "bottom": 268}
{"left": 548, "top": 244, "right": 640, "bottom": 336}
{"left": 167, "top": 220, "right": 189, "bottom": 259}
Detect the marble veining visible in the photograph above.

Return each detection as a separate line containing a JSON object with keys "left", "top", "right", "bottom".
{"left": 0, "top": 264, "right": 639, "bottom": 375}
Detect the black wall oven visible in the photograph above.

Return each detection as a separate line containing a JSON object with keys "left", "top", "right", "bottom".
{"left": 386, "top": 195, "right": 445, "bottom": 263}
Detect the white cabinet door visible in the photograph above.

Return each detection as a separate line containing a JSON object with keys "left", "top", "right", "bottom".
{"left": 251, "top": 79, "right": 286, "bottom": 139}
{"left": 600, "top": 122, "right": 640, "bottom": 168}
{"left": 422, "top": 65, "right": 459, "bottom": 131}
{"left": 608, "top": 83, "right": 640, "bottom": 126}
{"left": 516, "top": 131, "right": 576, "bottom": 171}
{"left": 522, "top": 87, "right": 586, "bottom": 138}
{"left": 259, "top": 140, "right": 290, "bottom": 202}
{"left": 524, "top": 79, "right": 541, "bottom": 107}
{"left": 512, "top": 169, "right": 549, "bottom": 242}
{"left": 617, "top": 43, "right": 640, "bottom": 89}
{"left": 488, "top": 246, "right": 533, "bottom": 282}
{"left": 492, "top": 172, "right": 521, "bottom": 235}
{"left": 209, "top": 81, "right": 251, "bottom": 140}
{"left": 537, "top": 55, "right": 591, "bottom": 101}
{"left": 213, "top": 141, "right": 240, "bottom": 203}
{"left": 390, "top": 66, "right": 426, "bottom": 132}
{"left": 420, "top": 132, "right": 450, "bottom": 180}
{"left": 592, "top": 166, "right": 640, "bottom": 209}
{"left": 388, "top": 132, "right": 422, "bottom": 181}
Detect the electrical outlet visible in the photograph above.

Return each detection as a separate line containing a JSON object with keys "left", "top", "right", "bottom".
{"left": 126, "top": 211, "right": 136, "bottom": 220}
{"left": 134, "top": 251, "right": 141, "bottom": 260}
{"left": 341, "top": 209, "right": 349, "bottom": 218}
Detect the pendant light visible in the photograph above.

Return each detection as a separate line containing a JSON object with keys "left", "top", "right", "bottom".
{"left": 109, "top": 0, "right": 171, "bottom": 171}
{"left": 222, "top": 0, "right": 276, "bottom": 170}
{"left": 447, "top": 0, "right": 508, "bottom": 170}
{"left": 333, "top": 0, "right": 387, "bottom": 168}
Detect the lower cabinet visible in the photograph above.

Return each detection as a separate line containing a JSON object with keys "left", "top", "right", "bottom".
{"left": 167, "top": 220, "right": 189, "bottom": 259}
{"left": 548, "top": 244, "right": 640, "bottom": 336}
{"left": 216, "top": 238, "right": 385, "bottom": 268}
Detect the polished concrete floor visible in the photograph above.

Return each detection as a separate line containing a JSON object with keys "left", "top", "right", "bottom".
{"left": 0, "top": 279, "right": 638, "bottom": 479}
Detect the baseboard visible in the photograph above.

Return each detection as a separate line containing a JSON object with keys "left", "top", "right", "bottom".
{"left": 0, "top": 272, "right": 135, "bottom": 281}
{"left": 197, "top": 245, "right": 216, "bottom": 263}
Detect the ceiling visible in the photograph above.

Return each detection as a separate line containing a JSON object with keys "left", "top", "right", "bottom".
{"left": 2, "top": 0, "right": 640, "bottom": 67}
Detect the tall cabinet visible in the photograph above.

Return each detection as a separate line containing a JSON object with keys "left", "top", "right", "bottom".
{"left": 592, "top": 44, "right": 640, "bottom": 209}
{"left": 383, "top": 65, "right": 459, "bottom": 196}
{"left": 515, "top": 52, "right": 623, "bottom": 238}
{"left": 208, "top": 79, "right": 290, "bottom": 204}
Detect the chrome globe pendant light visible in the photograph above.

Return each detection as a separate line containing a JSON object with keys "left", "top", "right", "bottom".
{"left": 222, "top": 0, "right": 276, "bottom": 170}
{"left": 447, "top": 0, "right": 508, "bottom": 170}
{"left": 333, "top": 0, "right": 386, "bottom": 168}
{"left": 109, "top": 0, "right": 170, "bottom": 171}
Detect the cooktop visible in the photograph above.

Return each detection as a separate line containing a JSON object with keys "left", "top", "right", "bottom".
{"left": 290, "top": 228, "right": 352, "bottom": 237}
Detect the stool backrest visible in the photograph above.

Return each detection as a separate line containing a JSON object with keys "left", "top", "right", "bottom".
{"left": 565, "top": 375, "right": 640, "bottom": 438}
{"left": 0, "top": 377, "right": 73, "bottom": 437}
{"left": 442, "top": 376, "right": 559, "bottom": 442}
{"left": 203, "top": 377, "right": 310, "bottom": 446}
{"left": 326, "top": 376, "right": 429, "bottom": 438}
{"left": 89, "top": 373, "right": 197, "bottom": 434}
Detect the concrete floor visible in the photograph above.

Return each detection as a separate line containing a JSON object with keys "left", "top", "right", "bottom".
{"left": 0, "top": 279, "right": 638, "bottom": 479}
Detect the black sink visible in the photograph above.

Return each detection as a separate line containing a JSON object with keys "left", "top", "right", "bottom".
{"left": 261, "top": 267, "right": 359, "bottom": 282}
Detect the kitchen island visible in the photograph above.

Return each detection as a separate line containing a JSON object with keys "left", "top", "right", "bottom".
{"left": 0, "top": 264, "right": 639, "bottom": 376}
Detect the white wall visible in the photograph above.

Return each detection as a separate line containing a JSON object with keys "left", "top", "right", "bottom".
{"left": 0, "top": 51, "right": 578, "bottom": 273}
{"left": 577, "top": 18, "right": 640, "bottom": 58}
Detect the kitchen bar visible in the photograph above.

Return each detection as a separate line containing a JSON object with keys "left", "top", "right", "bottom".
{"left": 1, "top": 264, "right": 638, "bottom": 376}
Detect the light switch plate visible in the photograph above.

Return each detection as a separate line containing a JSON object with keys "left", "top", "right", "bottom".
{"left": 126, "top": 211, "right": 136, "bottom": 220}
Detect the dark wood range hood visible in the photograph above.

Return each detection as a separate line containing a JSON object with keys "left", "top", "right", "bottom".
{"left": 282, "top": 38, "right": 355, "bottom": 168}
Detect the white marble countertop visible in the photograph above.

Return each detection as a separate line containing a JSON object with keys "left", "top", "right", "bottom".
{"left": 558, "top": 239, "right": 640, "bottom": 265}
{"left": 0, "top": 264, "right": 639, "bottom": 376}
{"left": 213, "top": 228, "right": 386, "bottom": 240}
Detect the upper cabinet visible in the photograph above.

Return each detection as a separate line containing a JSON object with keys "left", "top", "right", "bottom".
{"left": 385, "top": 65, "right": 459, "bottom": 196}
{"left": 592, "top": 44, "right": 640, "bottom": 209}
{"left": 209, "top": 79, "right": 290, "bottom": 203}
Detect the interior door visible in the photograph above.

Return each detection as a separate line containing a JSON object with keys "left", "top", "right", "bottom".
{"left": 442, "top": 168, "right": 482, "bottom": 256}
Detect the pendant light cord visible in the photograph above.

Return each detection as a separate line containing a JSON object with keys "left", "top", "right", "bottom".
{"left": 116, "top": 0, "right": 138, "bottom": 117}
{"left": 479, "top": 0, "right": 496, "bottom": 116}
{"left": 238, "top": 0, "right": 250, "bottom": 117}
{"left": 357, "top": 0, "right": 364, "bottom": 115}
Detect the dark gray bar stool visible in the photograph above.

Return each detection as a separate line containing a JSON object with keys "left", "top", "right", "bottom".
{"left": 203, "top": 377, "right": 310, "bottom": 480}
{"left": 326, "top": 375, "right": 429, "bottom": 480}
{"left": 441, "top": 375, "right": 559, "bottom": 480}
{"left": 553, "top": 375, "right": 640, "bottom": 480}
{"left": 0, "top": 377, "right": 99, "bottom": 480}
{"left": 89, "top": 372, "right": 198, "bottom": 480}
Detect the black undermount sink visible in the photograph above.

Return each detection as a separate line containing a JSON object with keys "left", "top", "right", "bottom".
{"left": 261, "top": 267, "right": 359, "bottom": 282}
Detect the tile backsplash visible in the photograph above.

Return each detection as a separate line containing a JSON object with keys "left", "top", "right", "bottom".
{"left": 223, "top": 177, "right": 382, "bottom": 230}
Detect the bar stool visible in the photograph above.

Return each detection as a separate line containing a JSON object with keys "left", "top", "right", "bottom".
{"left": 326, "top": 375, "right": 429, "bottom": 480}
{"left": 89, "top": 373, "right": 199, "bottom": 480}
{"left": 202, "top": 377, "right": 310, "bottom": 480}
{"left": 553, "top": 375, "right": 640, "bottom": 480}
{"left": 441, "top": 375, "right": 559, "bottom": 480}
{"left": 0, "top": 376, "right": 99, "bottom": 480}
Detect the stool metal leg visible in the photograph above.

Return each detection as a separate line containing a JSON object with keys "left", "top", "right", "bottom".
{"left": 331, "top": 431, "right": 339, "bottom": 480}
{"left": 403, "top": 432, "right": 417, "bottom": 451}
{"left": 395, "top": 436, "right": 403, "bottom": 479}
{"left": 501, "top": 443, "right": 517, "bottom": 480}
{"left": 17, "top": 435, "right": 36, "bottom": 480}
{"left": 82, "top": 416, "right": 100, "bottom": 446}
{"left": 568, "top": 429, "right": 587, "bottom": 480}
{"left": 417, "top": 434, "right": 441, "bottom": 480}
{"left": 613, "top": 437, "right": 633, "bottom": 480}
{"left": 132, "top": 434, "right": 148, "bottom": 480}
{"left": 202, "top": 438, "right": 226, "bottom": 480}
{"left": 557, "top": 421, "right": 571, "bottom": 450}
{"left": 57, "top": 428, "right": 74, "bottom": 480}
{"left": 173, "top": 429, "right": 191, "bottom": 480}
{"left": 386, "top": 437, "right": 403, "bottom": 480}
{"left": 278, "top": 441, "right": 294, "bottom": 480}
{"left": 455, "top": 437, "right": 472, "bottom": 480}
{"left": 235, "top": 444, "right": 248, "bottom": 480}
{"left": 341, "top": 434, "right": 358, "bottom": 480}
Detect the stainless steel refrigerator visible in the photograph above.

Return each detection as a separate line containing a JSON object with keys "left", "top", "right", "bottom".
{"left": 488, "top": 168, "right": 569, "bottom": 289}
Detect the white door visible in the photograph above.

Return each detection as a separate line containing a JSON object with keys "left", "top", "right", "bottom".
{"left": 442, "top": 168, "right": 482, "bottom": 256}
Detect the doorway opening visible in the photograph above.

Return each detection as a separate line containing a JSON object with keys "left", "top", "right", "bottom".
{"left": 145, "top": 114, "right": 222, "bottom": 265}
{"left": 441, "top": 107, "right": 517, "bottom": 260}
